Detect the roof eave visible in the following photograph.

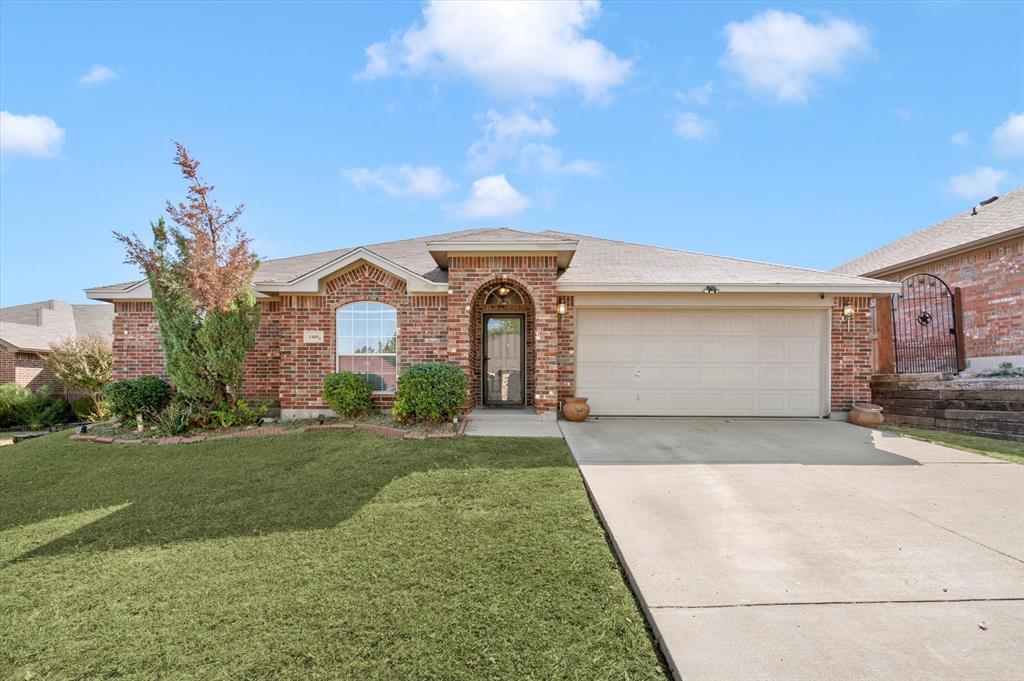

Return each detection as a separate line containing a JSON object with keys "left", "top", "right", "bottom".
{"left": 557, "top": 282, "right": 901, "bottom": 294}
{"left": 425, "top": 240, "right": 578, "bottom": 268}
{"left": 858, "top": 226, "right": 1024, "bottom": 278}
{"left": 254, "top": 247, "right": 448, "bottom": 295}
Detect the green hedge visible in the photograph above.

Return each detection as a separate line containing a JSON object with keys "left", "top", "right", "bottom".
{"left": 323, "top": 372, "right": 374, "bottom": 417}
{"left": 0, "top": 383, "right": 76, "bottom": 429}
{"left": 104, "top": 376, "right": 173, "bottom": 420}
{"left": 392, "top": 363, "right": 467, "bottom": 423}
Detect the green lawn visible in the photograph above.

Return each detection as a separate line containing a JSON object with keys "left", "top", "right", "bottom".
{"left": 887, "top": 426, "right": 1024, "bottom": 464}
{"left": 0, "top": 431, "right": 666, "bottom": 680}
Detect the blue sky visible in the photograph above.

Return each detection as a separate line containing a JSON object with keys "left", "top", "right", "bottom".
{"left": 1, "top": 1, "right": 1022, "bottom": 305}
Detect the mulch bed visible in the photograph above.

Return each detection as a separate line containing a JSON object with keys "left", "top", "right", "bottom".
{"left": 69, "top": 418, "right": 467, "bottom": 446}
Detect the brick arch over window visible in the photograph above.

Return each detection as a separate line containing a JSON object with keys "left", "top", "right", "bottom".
{"left": 468, "top": 277, "right": 537, "bottom": 408}
{"left": 277, "top": 260, "right": 446, "bottom": 413}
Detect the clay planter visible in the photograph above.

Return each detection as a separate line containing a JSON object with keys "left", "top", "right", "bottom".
{"left": 848, "top": 402, "right": 884, "bottom": 428}
{"left": 562, "top": 397, "right": 591, "bottom": 422}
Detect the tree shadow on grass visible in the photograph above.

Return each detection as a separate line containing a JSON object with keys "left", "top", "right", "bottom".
{"left": 1, "top": 430, "right": 572, "bottom": 561}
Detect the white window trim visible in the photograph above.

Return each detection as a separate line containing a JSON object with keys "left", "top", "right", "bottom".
{"left": 336, "top": 301, "right": 398, "bottom": 394}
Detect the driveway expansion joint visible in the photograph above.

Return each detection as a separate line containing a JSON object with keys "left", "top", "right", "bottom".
{"left": 650, "top": 597, "right": 1024, "bottom": 610}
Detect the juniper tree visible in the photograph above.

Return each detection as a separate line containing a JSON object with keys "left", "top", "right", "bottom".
{"left": 115, "top": 143, "right": 260, "bottom": 406}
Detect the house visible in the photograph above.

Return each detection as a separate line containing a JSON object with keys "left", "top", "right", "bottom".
{"left": 86, "top": 228, "right": 898, "bottom": 419}
{"left": 834, "top": 188, "right": 1024, "bottom": 373}
{"left": 0, "top": 299, "right": 114, "bottom": 393}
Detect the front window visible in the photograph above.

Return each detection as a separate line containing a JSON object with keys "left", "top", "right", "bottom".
{"left": 337, "top": 301, "right": 397, "bottom": 392}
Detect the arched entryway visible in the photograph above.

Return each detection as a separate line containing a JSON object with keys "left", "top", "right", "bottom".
{"left": 469, "top": 280, "right": 536, "bottom": 408}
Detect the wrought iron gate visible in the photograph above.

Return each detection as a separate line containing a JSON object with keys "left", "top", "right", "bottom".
{"left": 891, "top": 273, "right": 959, "bottom": 374}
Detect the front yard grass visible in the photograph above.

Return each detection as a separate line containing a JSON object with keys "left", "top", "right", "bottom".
{"left": 0, "top": 431, "right": 666, "bottom": 680}
{"left": 886, "top": 426, "right": 1024, "bottom": 464}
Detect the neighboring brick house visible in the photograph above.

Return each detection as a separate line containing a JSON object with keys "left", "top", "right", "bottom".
{"left": 834, "top": 188, "right": 1024, "bottom": 373}
{"left": 87, "top": 228, "right": 897, "bottom": 419}
{"left": 0, "top": 300, "right": 114, "bottom": 394}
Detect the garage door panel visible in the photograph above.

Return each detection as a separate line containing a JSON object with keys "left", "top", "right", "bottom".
{"left": 577, "top": 308, "right": 824, "bottom": 417}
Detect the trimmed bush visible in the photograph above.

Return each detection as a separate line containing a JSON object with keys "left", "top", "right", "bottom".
{"left": 323, "top": 372, "right": 374, "bottom": 417}
{"left": 392, "top": 363, "right": 467, "bottom": 423}
{"left": 104, "top": 376, "right": 173, "bottom": 420}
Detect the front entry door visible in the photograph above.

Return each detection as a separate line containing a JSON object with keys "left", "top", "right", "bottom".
{"left": 483, "top": 314, "right": 525, "bottom": 406}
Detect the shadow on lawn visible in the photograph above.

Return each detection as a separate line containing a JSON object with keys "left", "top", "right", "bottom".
{"left": 1, "top": 430, "right": 572, "bottom": 562}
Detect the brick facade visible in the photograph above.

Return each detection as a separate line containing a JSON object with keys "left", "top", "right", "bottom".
{"left": 112, "top": 302, "right": 166, "bottom": 380}
{"left": 830, "top": 297, "right": 874, "bottom": 411}
{"left": 0, "top": 346, "right": 58, "bottom": 393}
{"left": 883, "top": 236, "right": 1023, "bottom": 360}
{"left": 446, "top": 256, "right": 561, "bottom": 412}
{"left": 105, "top": 258, "right": 878, "bottom": 417}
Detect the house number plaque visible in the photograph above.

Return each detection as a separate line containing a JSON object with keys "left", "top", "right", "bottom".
{"left": 303, "top": 330, "right": 324, "bottom": 344}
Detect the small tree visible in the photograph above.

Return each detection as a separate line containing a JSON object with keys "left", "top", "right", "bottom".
{"left": 45, "top": 333, "right": 113, "bottom": 413}
{"left": 114, "top": 142, "right": 260, "bottom": 406}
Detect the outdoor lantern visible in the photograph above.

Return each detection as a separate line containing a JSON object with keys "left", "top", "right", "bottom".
{"left": 843, "top": 303, "right": 856, "bottom": 318}
{"left": 702, "top": 285, "right": 720, "bottom": 294}
{"left": 557, "top": 302, "right": 567, "bottom": 315}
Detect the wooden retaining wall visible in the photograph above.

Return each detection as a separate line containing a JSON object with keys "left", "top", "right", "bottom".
{"left": 870, "top": 374, "right": 1024, "bottom": 442}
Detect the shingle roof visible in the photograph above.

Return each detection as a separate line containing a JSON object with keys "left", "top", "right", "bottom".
{"left": 89, "top": 227, "right": 893, "bottom": 296}
{"left": 540, "top": 230, "right": 885, "bottom": 286}
{"left": 833, "top": 187, "right": 1024, "bottom": 276}
{"left": 0, "top": 300, "right": 114, "bottom": 352}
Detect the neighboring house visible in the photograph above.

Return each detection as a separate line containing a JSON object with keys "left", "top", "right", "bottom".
{"left": 834, "top": 188, "right": 1024, "bottom": 372}
{"left": 86, "top": 228, "right": 897, "bottom": 419}
{"left": 0, "top": 299, "right": 115, "bottom": 393}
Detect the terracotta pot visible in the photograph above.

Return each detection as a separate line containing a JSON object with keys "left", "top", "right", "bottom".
{"left": 562, "top": 397, "right": 591, "bottom": 422}
{"left": 848, "top": 402, "right": 884, "bottom": 428}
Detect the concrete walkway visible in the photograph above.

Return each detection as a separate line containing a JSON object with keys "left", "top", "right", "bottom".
{"left": 561, "top": 418, "right": 1024, "bottom": 681}
{"left": 464, "top": 407, "right": 563, "bottom": 437}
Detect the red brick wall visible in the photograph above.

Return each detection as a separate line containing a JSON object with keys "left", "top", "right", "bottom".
{"left": 884, "top": 236, "right": 1023, "bottom": 359}
{"left": 556, "top": 295, "right": 576, "bottom": 408}
{"left": 447, "top": 256, "right": 561, "bottom": 413}
{"left": 112, "top": 302, "right": 166, "bottom": 380}
{"left": 831, "top": 296, "right": 874, "bottom": 411}
{"left": 242, "top": 301, "right": 281, "bottom": 401}
{"left": 277, "top": 263, "right": 448, "bottom": 410}
{"left": 0, "top": 346, "right": 14, "bottom": 385}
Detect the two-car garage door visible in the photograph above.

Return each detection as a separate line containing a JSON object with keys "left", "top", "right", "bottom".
{"left": 576, "top": 308, "right": 826, "bottom": 417}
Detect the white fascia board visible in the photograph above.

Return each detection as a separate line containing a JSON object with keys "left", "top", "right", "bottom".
{"left": 84, "top": 279, "right": 152, "bottom": 302}
{"left": 557, "top": 282, "right": 902, "bottom": 294}
{"left": 253, "top": 248, "right": 448, "bottom": 295}
{"left": 426, "top": 240, "right": 577, "bottom": 268}
{"left": 85, "top": 280, "right": 273, "bottom": 302}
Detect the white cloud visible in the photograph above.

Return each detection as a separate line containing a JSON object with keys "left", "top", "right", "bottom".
{"left": 357, "top": 0, "right": 632, "bottom": 101}
{"left": 675, "top": 81, "right": 714, "bottom": 106}
{"left": 519, "top": 143, "right": 600, "bottom": 176}
{"left": 0, "top": 111, "right": 66, "bottom": 158}
{"left": 673, "top": 112, "right": 716, "bottom": 140}
{"left": 468, "top": 110, "right": 556, "bottom": 170}
{"left": 991, "top": 112, "right": 1024, "bottom": 158}
{"left": 451, "top": 174, "right": 530, "bottom": 219}
{"left": 721, "top": 10, "right": 870, "bottom": 102}
{"left": 950, "top": 131, "right": 969, "bottom": 146}
{"left": 342, "top": 164, "right": 454, "bottom": 197}
{"left": 79, "top": 65, "right": 118, "bottom": 86}
{"left": 946, "top": 167, "right": 1007, "bottom": 200}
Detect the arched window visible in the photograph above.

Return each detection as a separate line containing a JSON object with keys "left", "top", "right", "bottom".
{"left": 483, "top": 284, "right": 525, "bottom": 306}
{"left": 337, "top": 301, "right": 397, "bottom": 392}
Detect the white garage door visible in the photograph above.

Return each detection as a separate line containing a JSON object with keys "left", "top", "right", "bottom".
{"left": 576, "top": 308, "right": 825, "bottom": 417}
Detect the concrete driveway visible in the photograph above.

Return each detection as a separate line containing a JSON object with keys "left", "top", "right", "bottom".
{"left": 561, "top": 418, "right": 1024, "bottom": 681}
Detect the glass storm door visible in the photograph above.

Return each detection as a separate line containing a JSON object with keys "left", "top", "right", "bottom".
{"left": 483, "top": 314, "right": 524, "bottom": 406}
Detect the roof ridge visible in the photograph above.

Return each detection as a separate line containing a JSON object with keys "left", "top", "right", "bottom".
{"left": 541, "top": 230, "right": 877, "bottom": 282}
